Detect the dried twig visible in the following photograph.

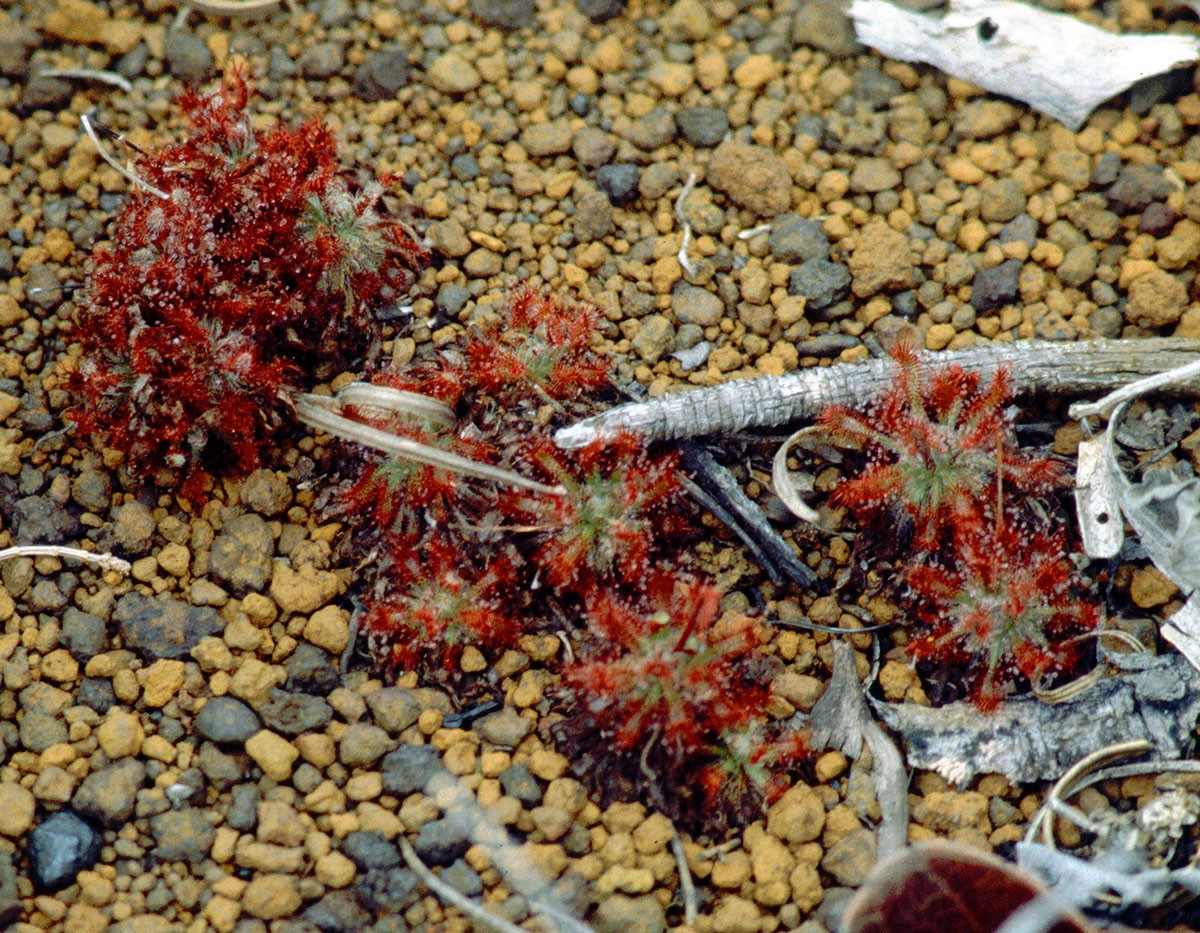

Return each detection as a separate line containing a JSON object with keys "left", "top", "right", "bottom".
{"left": 295, "top": 392, "right": 563, "bottom": 496}
{"left": 37, "top": 67, "right": 133, "bottom": 92}
{"left": 81, "top": 112, "right": 168, "bottom": 200}
{"left": 675, "top": 173, "right": 699, "bottom": 278}
{"left": 556, "top": 338, "right": 1200, "bottom": 449}
{"left": 0, "top": 545, "right": 130, "bottom": 575}
{"left": 399, "top": 837, "right": 530, "bottom": 933}
{"left": 671, "top": 829, "right": 698, "bottom": 927}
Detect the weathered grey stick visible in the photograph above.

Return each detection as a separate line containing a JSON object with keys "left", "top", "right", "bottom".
{"left": 555, "top": 338, "right": 1200, "bottom": 449}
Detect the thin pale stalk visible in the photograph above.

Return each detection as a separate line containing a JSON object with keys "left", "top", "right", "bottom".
{"left": 0, "top": 545, "right": 130, "bottom": 575}
{"left": 555, "top": 338, "right": 1200, "bottom": 449}
{"left": 295, "top": 394, "right": 563, "bottom": 496}
{"left": 38, "top": 68, "right": 133, "bottom": 92}
{"left": 81, "top": 112, "right": 168, "bottom": 200}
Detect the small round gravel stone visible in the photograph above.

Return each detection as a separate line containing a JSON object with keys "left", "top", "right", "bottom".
{"left": 595, "top": 164, "right": 641, "bottom": 207}
{"left": 970, "top": 259, "right": 1022, "bottom": 312}
{"left": 382, "top": 744, "right": 444, "bottom": 797}
{"left": 196, "top": 696, "right": 260, "bottom": 744}
{"left": 676, "top": 107, "right": 729, "bottom": 147}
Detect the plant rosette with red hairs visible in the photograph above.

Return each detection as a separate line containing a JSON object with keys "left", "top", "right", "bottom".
{"left": 819, "top": 334, "right": 1101, "bottom": 709}
{"left": 68, "top": 65, "right": 429, "bottom": 503}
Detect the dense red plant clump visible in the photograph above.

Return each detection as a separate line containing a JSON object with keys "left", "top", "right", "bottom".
{"left": 69, "top": 65, "right": 429, "bottom": 501}
{"left": 333, "top": 285, "right": 810, "bottom": 832}
{"left": 821, "top": 335, "right": 1099, "bottom": 708}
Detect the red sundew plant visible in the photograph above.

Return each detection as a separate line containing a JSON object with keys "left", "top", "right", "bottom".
{"left": 69, "top": 65, "right": 429, "bottom": 501}
{"left": 463, "top": 283, "right": 610, "bottom": 402}
{"left": 819, "top": 334, "right": 1066, "bottom": 551}
{"left": 504, "top": 433, "right": 685, "bottom": 593}
{"left": 903, "top": 524, "right": 1099, "bottom": 710}
{"left": 551, "top": 578, "right": 807, "bottom": 829}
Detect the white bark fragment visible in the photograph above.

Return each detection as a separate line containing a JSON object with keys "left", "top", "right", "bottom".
{"left": 849, "top": 0, "right": 1200, "bottom": 130}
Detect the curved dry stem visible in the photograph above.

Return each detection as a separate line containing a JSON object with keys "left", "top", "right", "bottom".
{"left": 0, "top": 545, "right": 131, "bottom": 575}
{"left": 295, "top": 393, "right": 563, "bottom": 496}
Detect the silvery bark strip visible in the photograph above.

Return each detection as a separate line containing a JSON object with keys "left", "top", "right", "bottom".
{"left": 555, "top": 339, "right": 1200, "bottom": 449}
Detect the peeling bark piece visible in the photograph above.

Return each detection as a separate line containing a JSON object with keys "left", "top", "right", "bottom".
{"left": 874, "top": 652, "right": 1200, "bottom": 787}
{"left": 849, "top": 0, "right": 1200, "bottom": 130}
{"left": 556, "top": 339, "right": 1200, "bottom": 449}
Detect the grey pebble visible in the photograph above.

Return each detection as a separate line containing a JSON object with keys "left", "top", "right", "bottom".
{"left": 435, "top": 282, "right": 471, "bottom": 316}
{"left": 358, "top": 868, "right": 421, "bottom": 913}
{"left": 286, "top": 643, "right": 341, "bottom": 695}
{"left": 113, "top": 593, "right": 223, "bottom": 661}
{"left": 304, "top": 890, "right": 371, "bottom": 932}
{"left": 338, "top": 723, "right": 396, "bottom": 768}
{"left": 676, "top": 107, "right": 729, "bottom": 148}
{"left": 299, "top": 42, "right": 345, "bottom": 81}
{"left": 78, "top": 678, "right": 117, "bottom": 715}
{"left": 29, "top": 811, "right": 102, "bottom": 893}
{"left": 62, "top": 608, "right": 106, "bottom": 662}
{"left": 150, "top": 809, "right": 216, "bottom": 864}
{"left": 499, "top": 762, "right": 542, "bottom": 807}
{"left": 630, "top": 314, "right": 675, "bottom": 365}
{"left": 259, "top": 691, "right": 333, "bottom": 736}
{"left": 226, "top": 784, "right": 260, "bottom": 833}
{"left": 73, "top": 759, "right": 146, "bottom": 828}
{"left": 208, "top": 512, "right": 274, "bottom": 594}
{"left": 998, "top": 214, "right": 1038, "bottom": 248}
{"left": 19, "top": 76, "right": 73, "bottom": 113}
{"left": 595, "top": 163, "right": 641, "bottom": 207}
{"left": 574, "top": 189, "right": 615, "bottom": 241}
{"left": 12, "top": 495, "right": 80, "bottom": 545}
{"left": 21, "top": 711, "right": 68, "bottom": 753}
{"left": 343, "top": 831, "right": 401, "bottom": 870}
{"left": 196, "top": 696, "right": 260, "bottom": 745}
{"left": 0, "top": 23, "right": 39, "bottom": 79}
{"left": 71, "top": 468, "right": 111, "bottom": 513}
{"left": 164, "top": 30, "right": 213, "bottom": 80}
{"left": 381, "top": 744, "right": 444, "bottom": 797}
{"left": 473, "top": 707, "right": 534, "bottom": 747}
{"left": 769, "top": 214, "right": 830, "bottom": 263}
{"left": 354, "top": 48, "right": 409, "bottom": 102}
{"left": 576, "top": 0, "right": 627, "bottom": 23}
{"left": 573, "top": 127, "right": 616, "bottom": 168}
{"left": 788, "top": 258, "right": 851, "bottom": 313}
{"left": 673, "top": 284, "right": 725, "bottom": 327}
{"left": 366, "top": 687, "right": 421, "bottom": 734}
{"left": 470, "top": 0, "right": 534, "bottom": 29}
{"left": 413, "top": 817, "right": 471, "bottom": 866}
{"left": 1107, "top": 164, "right": 1173, "bottom": 214}
{"left": 970, "top": 259, "right": 1022, "bottom": 312}
{"left": 196, "top": 742, "right": 249, "bottom": 790}
{"left": 621, "top": 109, "right": 675, "bottom": 150}
{"left": 240, "top": 469, "right": 292, "bottom": 517}
{"left": 794, "top": 334, "right": 861, "bottom": 358}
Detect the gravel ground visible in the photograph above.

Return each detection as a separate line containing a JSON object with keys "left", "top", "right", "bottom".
{"left": 0, "top": 0, "right": 1198, "bottom": 930}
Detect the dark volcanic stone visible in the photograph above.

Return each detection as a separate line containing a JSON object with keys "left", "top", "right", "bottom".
{"left": 163, "top": 29, "right": 213, "bottom": 80}
{"left": 576, "top": 0, "right": 627, "bottom": 22}
{"left": 442, "top": 860, "right": 483, "bottom": 897}
{"left": 18, "top": 76, "right": 73, "bottom": 113}
{"left": 61, "top": 608, "right": 106, "bottom": 661}
{"left": 469, "top": 0, "right": 533, "bottom": 29}
{"left": 305, "top": 890, "right": 371, "bottom": 932}
{"left": 195, "top": 696, "right": 260, "bottom": 745}
{"left": 285, "top": 643, "right": 340, "bottom": 695}
{"left": 1107, "top": 164, "right": 1173, "bottom": 214}
{"left": 343, "top": 831, "right": 401, "bottom": 870}
{"left": 72, "top": 759, "right": 146, "bottom": 828}
{"left": 412, "top": 818, "right": 471, "bottom": 866}
{"left": 499, "top": 762, "right": 542, "bottom": 807}
{"left": 196, "top": 742, "right": 249, "bottom": 790}
{"left": 226, "top": 784, "right": 260, "bottom": 832}
{"left": 595, "top": 163, "right": 641, "bottom": 207}
{"left": 788, "top": 258, "right": 851, "bottom": 312}
{"left": 150, "top": 809, "right": 216, "bottom": 863}
{"left": 113, "top": 593, "right": 222, "bottom": 660}
{"left": 769, "top": 214, "right": 830, "bottom": 263}
{"left": 676, "top": 107, "right": 729, "bottom": 147}
{"left": 0, "top": 852, "right": 20, "bottom": 927}
{"left": 77, "top": 678, "right": 117, "bottom": 715}
{"left": 12, "top": 495, "right": 79, "bottom": 545}
{"left": 354, "top": 48, "right": 410, "bottom": 101}
{"left": 358, "top": 868, "right": 421, "bottom": 913}
{"left": 970, "top": 259, "right": 1022, "bottom": 312}
{"left": 258, "top": 691, "right": 333, "bottom": 736}
{"left": 998, "top": 214, "right": 1038, "bottom": 248}
{"left": 381, "top": 745, "right": 444, "bottom": 797}
{"left": 29, "top": 811, "right": 102, "bottom": 892}
{"left": 1140, "top": 202, "right": 1178, "bottom": 237}
{"left": 208, "top": 513, "right": 274, "bottom": 593}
